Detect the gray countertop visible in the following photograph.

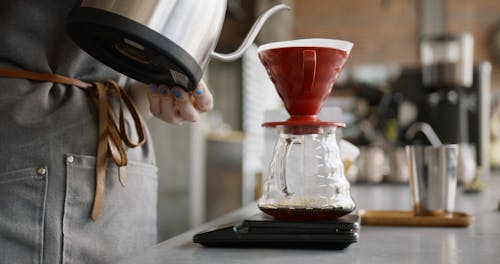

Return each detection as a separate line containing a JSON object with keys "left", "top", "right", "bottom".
{"left": 118, "top": 176, "right": 500, "bottom": 264}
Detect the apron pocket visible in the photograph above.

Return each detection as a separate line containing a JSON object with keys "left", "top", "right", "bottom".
{"left": 0, "top": 167, "right": 47, "bottom": 264}
{"left": 62, "top": 154, "right": 158, "bottom": 264}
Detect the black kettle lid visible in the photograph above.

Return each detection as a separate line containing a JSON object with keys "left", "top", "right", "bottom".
{"left": 67, "top": 6, "right": 203, "bottom": 91}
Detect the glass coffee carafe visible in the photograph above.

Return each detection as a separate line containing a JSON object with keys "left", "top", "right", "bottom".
{"left": 257, "top": 39, "right": 355, "bottom": 221}
{"left": 258, "top": 125, "right": 355, "bottom": 221}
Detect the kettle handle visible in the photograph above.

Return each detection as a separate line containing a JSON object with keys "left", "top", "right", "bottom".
{"left": 211, "top": 3, "right": 290, "bottom": 61}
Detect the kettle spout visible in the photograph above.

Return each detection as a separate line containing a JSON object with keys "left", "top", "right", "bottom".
{"left": 211, "top": 3, "right": 290, "bottom": 61}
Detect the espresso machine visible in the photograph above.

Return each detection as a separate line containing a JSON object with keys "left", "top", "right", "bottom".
{"left": 418, "top": 33, "right": 473, "bottom": 144}
{"left": 392, "top": 32, "right": 491, "bottom": 177}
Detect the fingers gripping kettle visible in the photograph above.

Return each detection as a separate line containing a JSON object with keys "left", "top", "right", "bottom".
{"left": 67, "top": 0, "right": 289, "bottom": 91}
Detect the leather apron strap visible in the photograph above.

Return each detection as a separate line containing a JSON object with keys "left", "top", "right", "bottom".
{"left": 0, "top": 67, "right": 146, "bottom": 221}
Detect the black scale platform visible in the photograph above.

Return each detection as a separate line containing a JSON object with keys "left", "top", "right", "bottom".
{"left": 193, "top": 213, "right": 360, "bottom": 249}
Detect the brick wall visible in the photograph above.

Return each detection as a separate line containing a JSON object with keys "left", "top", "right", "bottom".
{"left": 292, "top": 0, "right": 500, "bottom": 89}
{"left": 445, "top": 0, "right": 500, "bottom": 88}
{"left": 293, "top": 0, "right": 419, "bottom": 66}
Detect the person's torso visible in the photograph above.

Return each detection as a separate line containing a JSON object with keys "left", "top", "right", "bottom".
{"left": 0, "top": 1, "right": 158, "bottom": 263}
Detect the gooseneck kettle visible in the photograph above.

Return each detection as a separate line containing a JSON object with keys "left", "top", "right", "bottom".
{"left": 67, "top": 0, "right": 289, "bottom": 91}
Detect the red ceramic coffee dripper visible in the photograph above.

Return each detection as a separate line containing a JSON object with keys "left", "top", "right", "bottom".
{"left": 258, "top": 39, "right": 353, "bottom": 130}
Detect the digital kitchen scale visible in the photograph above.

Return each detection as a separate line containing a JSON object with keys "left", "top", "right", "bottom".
{"left": 193, "top": 213, "right": 360, "bottom": 249}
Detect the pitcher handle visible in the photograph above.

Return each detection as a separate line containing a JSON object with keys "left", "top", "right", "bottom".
{"left": 275, "top": 137, "right": 300, "bottom": 197}
{"left": 302, "top": 49, "right": 317, "bottom": 91}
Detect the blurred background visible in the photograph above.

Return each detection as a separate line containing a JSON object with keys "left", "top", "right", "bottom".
{"left": 147, "top": 0, "right": 500, "bottom": 240}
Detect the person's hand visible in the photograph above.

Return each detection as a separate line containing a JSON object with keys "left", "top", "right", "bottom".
{"left": 146, "top": 81, "right": 213, "bottom": 125}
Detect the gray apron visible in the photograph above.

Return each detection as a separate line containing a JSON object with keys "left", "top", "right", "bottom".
{"left": 0, "top": 1, "right": 158, "bottom": 263}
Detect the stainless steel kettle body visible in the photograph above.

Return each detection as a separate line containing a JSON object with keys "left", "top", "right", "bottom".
{"left": 67, "top": 0, "right": 289, "bottom": 91}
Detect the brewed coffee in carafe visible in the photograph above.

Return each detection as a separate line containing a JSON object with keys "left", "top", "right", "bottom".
{"left": 257, "top": 39, "right": 355, "bottom": 221}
